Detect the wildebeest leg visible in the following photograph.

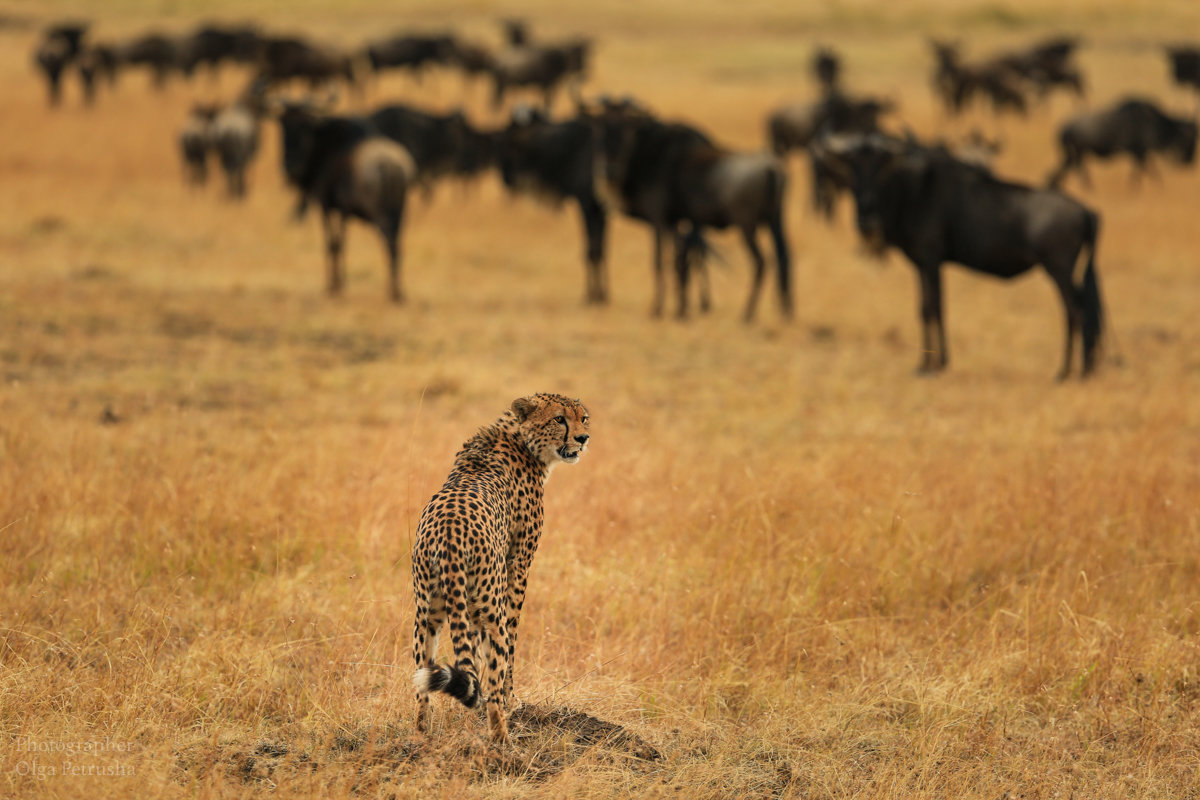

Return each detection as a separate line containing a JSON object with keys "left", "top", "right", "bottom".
{"left": 915, "top": 266, "right": 946, "bottom": 372}
{"left": 741, "top": 225, "right": 767, "bottom": 323}
{"left": 673, "top": 229, "right": 692, "bottom": 319}
{"left": 383, "top": 227, "right": 403, "bottom": 303}
{"left": 578, "top": 199, "right": 606, "bottom": 304}
{"left": 1047, "top": 266, "right": 1080, "bottom": 380}
{"left": 769, "top": 212, "right": 794, "bottom": 320}
{"left": 651, "top": 228, "right": 666, "bottom": 318}
{"left": 322, "top": 209, "right": 346, "bottom": 296}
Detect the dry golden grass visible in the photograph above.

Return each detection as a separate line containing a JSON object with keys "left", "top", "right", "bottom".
{"left": 2, "top": 0, "right": 1200, "bottom": 797}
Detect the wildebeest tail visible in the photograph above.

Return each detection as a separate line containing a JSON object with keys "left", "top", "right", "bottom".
{"left": 413, "top": 664, "right": 481, "bottom": 708}
{"left": 1079, "top": 210, "right": 1104, "bottom": 374}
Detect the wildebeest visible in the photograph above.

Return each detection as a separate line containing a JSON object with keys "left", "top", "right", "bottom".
{"left": 178, "top": 23, "right": 261, "bottom": 76}
{"left": 812, "top": 47, "right": 841, "bottom": 94}
{"left": 180, "top": 103, "right": 220, "bottom": 185}
{"left": 1005, "top": 36, "right": 1084, "bottom": 98}
{"left": 33, "top": 22, "right": 88, "bottom": 105}
{"left": 498, "top": 103, "right": 711, "bottom": 310}
{"left": 258, "top": 35, "right": 357, "bottom": 89}
{"left": 363, "top": 33, "right": 454, "bottom": 77}
{"left": 1166, "top": 45, "right": 1200, "bottom": 94}
{"left": 366, "top": 104, "right": 495, "bottom": 195}
{"left": 767, "top": 91, "right": 893, "bottom": 218}
{"left": 118, "top": 31, "right": 185, "bottom": 88}
{"left": 489, "top": 39, "right": 590, "bottom": 110}
{"left": 76, "top": 42, "right": 120, "bottom": 104}
{"left": 1048, "top": 97, "right": 1197, "bottom": 189}
{"left": 930, "top": 39, "right": 1028, "bottom": 115}
{"left": 497, "top": 107, "right": 610, "bottom": 303}
{"left": 210, "top": 77, "right": 270, "bottom": 198}
{"left": 592, "top": 101, "right": 792, "bottom": 321}
{"left": 814, "top": 134, "right": 1103, "bottom": 378}
{"left": 275, "top": 101, "right": 415, "bottom": 302}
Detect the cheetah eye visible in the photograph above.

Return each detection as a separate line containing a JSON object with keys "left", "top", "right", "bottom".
{"left": 554, "top": 415, "right": 566, "bottom": 425}
{"left": 581, "top": 417, "right": 589, "bottom": 426}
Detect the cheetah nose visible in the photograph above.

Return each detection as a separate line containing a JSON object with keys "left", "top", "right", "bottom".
{"left": 574, "top": 434, "right": 589, "bottom": 445}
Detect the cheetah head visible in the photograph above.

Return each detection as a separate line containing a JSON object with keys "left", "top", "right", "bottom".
{"left": 511, "top": 393, "right": 590, "bottom": 467}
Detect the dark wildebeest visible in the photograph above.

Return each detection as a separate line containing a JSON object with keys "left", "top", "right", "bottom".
{"left": 815, "top": 134, "right": 1103, "bottom": 378}
{"left": 180, "top": 102, "right": 220, "bottom": 185}
{"left": 497, "top": 104, "right": 710, "bottom": 309}
{"left": 210, "top": 77, "right": 271, "bottom": 198}
{"left": 767, "top": 91, "right": 893, "bottom": 218}
{"left": 118, "top": 31, "right": 185, "bottom": 88}
{"left": 1166, "top": 45, "right": 1200, "bottom": 94}
{"left": 259, "top": 35, "right": 357, "bottom": 90}
{"left": 76, "top": 42, "right": 120, "bottom": 104}
{"left": 812, "top": 47, "right": 841, "bottom": 95}
{"left": 366, "top": 104, "right": 495, "bottom": 195}
{"left": 179, "top": 23, "right": 261, "bottom": 76}
{"left": 593, "top": 101, "right": 792, "bottom": 321}
{"left": 502, "top": 18, "right": 531, "bottom": 48}
{"left": 275, "top": 102, "right": 415, "bottom": 302}
{"left": 985, "top": 36, "right": 1085, "bottom": 100}
{"left": 1048, "top": 97, "right": 1197, "bottom": 189}
{"left": 363, "top": 33, "right": 454, "bottom": 78}
{"left": 930, "top": 40, "right": 1028, "bottom": 116}
{"left": 497, "top": 107, "right": 610, "bottom": 304}
{"left": 489, "top": 39, "right": 590, "bottom": 110}
{"left": 33, "top": 22, "right": 88, "bottom": 105}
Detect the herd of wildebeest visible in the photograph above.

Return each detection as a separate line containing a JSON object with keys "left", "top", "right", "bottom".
{"left": 30, "top": 18, "right": 1200, "bottom": 379}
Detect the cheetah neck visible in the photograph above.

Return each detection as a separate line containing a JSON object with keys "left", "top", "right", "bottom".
{"left": 455, "top": 415, "right": 550, "bottom": 481}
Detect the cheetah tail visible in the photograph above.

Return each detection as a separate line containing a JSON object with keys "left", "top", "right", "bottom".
{"left": 412, "top": 664, "right": 481, "bottom": 708}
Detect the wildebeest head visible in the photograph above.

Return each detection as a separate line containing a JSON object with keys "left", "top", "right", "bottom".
{"left": 448, "top": 111, "right": 497, "bottom": 175}
{"left": 273, "top": 98, "right": 332, "bottom": 185}
{"left": 813, "top": 133, "right": 909, "bottom": 254}
{"left": 497, "top": 105, "right": 551, "bottom": 189}
{"left": 584, "top": 96, "right": 651, "bottom": 198}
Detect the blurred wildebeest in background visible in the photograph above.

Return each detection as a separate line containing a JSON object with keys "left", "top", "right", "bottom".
{"left": 210, "top": 76, "right": 271, "bottom": 198}
{"left": 366, "top": 104, "right": 495, "bottom": 196}
{"left": 497, "top": 106, "right": 611, "bottom": 303}
{"left": 992, "top": 36, "right": 1085, "bottom": 99}
{"left": 814, "top": 134, "right": 1103, "bottom": 378}
{"left": 180, "top": 102, "right": 220, "bottom": 186}
{"left": 275, "top": 101, "right": 415, "bottom": 302}
{"left": 1165, "top": 45, "right": 1200, "bottom": 95}
{"left": 768, "top": 92, "right": 893, "bottom": 219}
{"left": 490, "top": 38, "right": 590, "bottom": 110}
{"left": 33, "top": 21, "right": 89, "bottom": 105}
{"left": 446, "top": 38, "right": 497, "bottom": 90}
{"left": 117, "top": 31, "right": 185, "bottom": 89}
{"left": 76, "top": 41, "right": 120, "bottom": 104}
{"left": 502, "top": 18, "right": 531, "bottom": 48}
{"left": 930, "top": 39, "right": 1028, "bottom": 116}
{"left": 363, "top": 32, "right": 455, "bottom": 80}
{"left": 258, "top": 35, "right": 357, "bottom": 90}
{"left": 1048, "top": 97, "right": 1197, "bottom": 189}
{"left": 593, "top": 100, "right": 792, "bottom": 321}
{"left": 812, "top": 47, "right": 841, "bottom": 95}
{"left": 498, "top": 102, "right": 711, "bottom": 309}
{"left": 179, "top": 22, "right": 262, "bottom": 76}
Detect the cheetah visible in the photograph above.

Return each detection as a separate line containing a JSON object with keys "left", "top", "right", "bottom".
{"left": 411, "top": 393, "right": 591, "bottom": 743}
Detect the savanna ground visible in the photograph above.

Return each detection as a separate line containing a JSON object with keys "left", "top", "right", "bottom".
{"left": 2, "top": 0, "right": 1199, "bottom": 797}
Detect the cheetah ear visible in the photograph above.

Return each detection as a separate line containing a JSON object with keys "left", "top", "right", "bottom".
{"left": 511, "top": 396, "right": 539, "bottom": 421}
